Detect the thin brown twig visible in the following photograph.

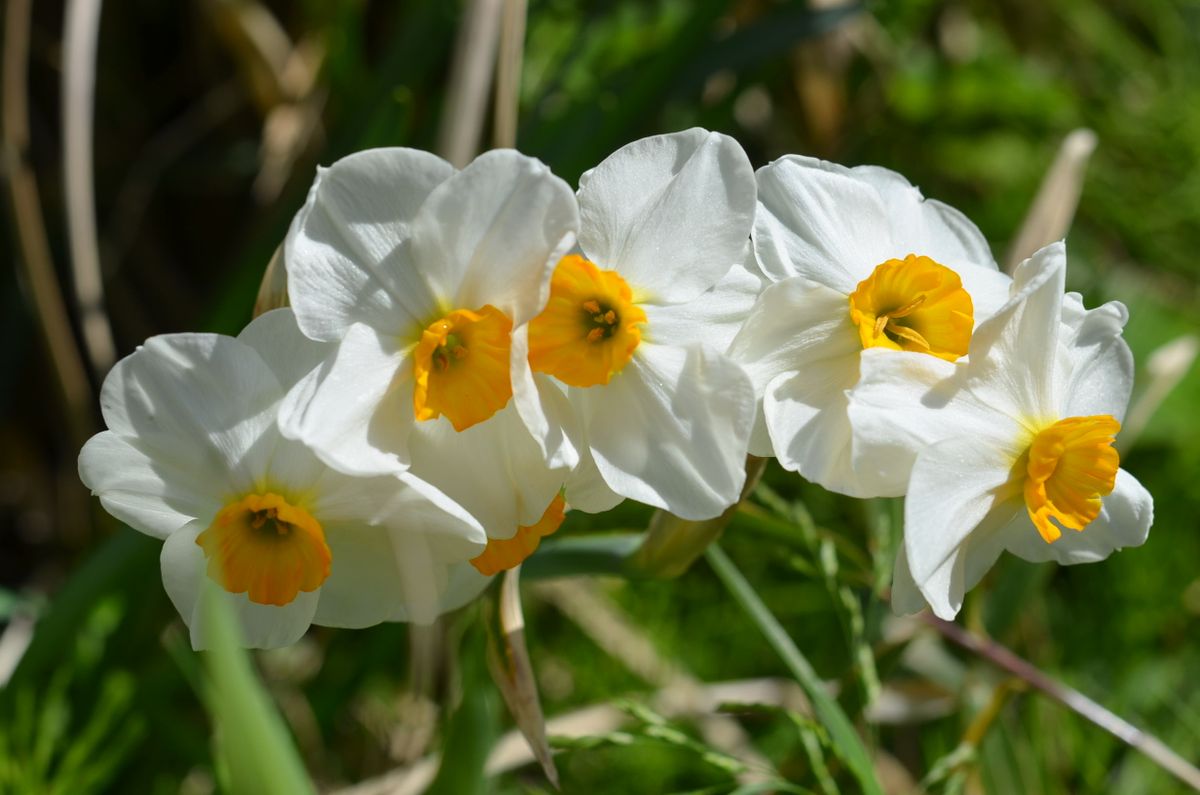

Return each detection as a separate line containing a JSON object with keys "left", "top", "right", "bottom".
{"left": 922, "top": 613, "right": 1200, "bottom": 792}
{"left": 492, "top": 0, "right": 527, "bottom": 150}
{"left": 3, "top": 0, "right": 95, "bottom": 447}
{"left": 63, "top": 0, "right": 117, "bottom": 375}
{"left": 436, "top": 0, "right": 503, "bottom": 166}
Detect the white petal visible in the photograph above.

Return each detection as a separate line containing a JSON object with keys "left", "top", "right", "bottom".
{"left": 78, "top": 432, "right": 220, "bottom": 539}
{"left": 727, "top": 277, "right": 853, "bottom": 397}
{"left": 763, "top": 365, "right": 858, "bottom": 496}
{"left": 391, "top": 531, "right": 450, "bottom": 626}
{"left": 753, "top": 157, "right": 1002, "bottom": 303}
{"left": 958, "top": 265, "right": 1014, "bottom": 325}
{"left": 642, "top": 261, "right": 764, "bottom": 354}
{"left": 510, "top": 330, "right": 580, "bottom": 470}
{"left": 904, "top": 437, "right": 1021, "bottom": 619}
{"left": 278, "top": 323, "right": 413, "bottom": 476}
{"left": 725, "top": 277, "right": 865, "bottom": 494}
{"left": 965, "top": 242, "right": 1067, "bottom": 419}
{"left": 889, "top": 545, "right": 929, "bottom": 616}
{"left": 311, "top": 522, "right": 404, "bottom": 628}
{"left": 310, "top": 468, "right": 486, "bottom": 549}
{"left": 237, "top": 308, "right": 335, "bottom": 391}
{"left": 161, "top": 521, "right": 319, "bottom": 650}
{"left": 577, "top": 129, "right": 756, "bottom": 304}
{"left": 1002, "top": 468, "right": 1152, "bottom": 565}
{"left": 100, "top": 333, "right": 281, "bottom": 494}
{"left": 747, "top": 405, "right": 774, "bottom": 458}
{"left": 752, "top": 156, "right": 892, "bottom": 291}
{"left": 579, "top": 342, "right": 755, "bottom": 520}
{"left": 438, "top": 564, "right": 493, "bottom": 614}
{"left": 851, "top": 165, "right": 998, "bottom": 272}
{"left": 848, "top": 349, "right": 1024, "bottom": 497}
{"left": 407, "top": 402, "right": 567, "bottom": 539}
{"left": 409, "top": 149, "right": 578, "bottom": 325}
{"left": 1057, "top": 295, "right": 1134, "bottom": 420}
{"left": 563, "top": 443, "right": 624, "bottom": 514}
{"left": 285, "top": 148, "right": 454, "bottom": 340}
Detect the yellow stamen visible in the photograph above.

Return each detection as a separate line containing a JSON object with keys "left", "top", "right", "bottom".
{"left": 528, "top": 255, "right": 647, "bottom": 387}
{"left": 195, "top": 492, "right": 330, "bottom": 607}
{"left": 469, "top": 494, "right": 567, "bottom": 576}
{"left": 1023, "top": 416, "right": 1121, "bottom": 543}
{"left": 412, "top": 305, "right": 513, "bottom": 431}
{"left": 847, "top": 254, "right": 973, "bottom": 361}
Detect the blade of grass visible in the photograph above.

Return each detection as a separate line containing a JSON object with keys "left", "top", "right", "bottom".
{"left": 705, "top": 544, "right": 882, "bottom": 795}
{"left": 200, "top": 582, "right": 315, "bottom": 795}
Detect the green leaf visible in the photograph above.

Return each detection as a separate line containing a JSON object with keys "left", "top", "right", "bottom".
{"left": 705, "top": 544, "right": 882, "bottom": 795}
{"left": 427, "top": 624, "right": 497, "bottom": 795}
{"left": 522, "top": 532, "right": 644, "bottom": 580}
{"left": 199, "top": 583, "right": 315, "bottom": 795}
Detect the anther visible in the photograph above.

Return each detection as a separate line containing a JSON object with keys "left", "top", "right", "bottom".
{"left": 603, "top": 310, "right": 616, "bottom": 324}
{"left": 587, "top": 328, "right": 605, "bottom": 343}
{"left": 888, "top": 295, "right": 926, "bottom": 319}
{"left": 582, "top": 299, "right": 602, "bottom": 314}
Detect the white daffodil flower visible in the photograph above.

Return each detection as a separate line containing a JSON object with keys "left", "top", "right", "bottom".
{"left": 279, "top": 147, "right": 580, "bottom": 478}
{"left": 848, "top": 243, "right": 1153, "bottom": 620}
{"left": 78, "top": 309, "right": 487, "bottom": 649}
{"left": 526, "top": 128, "right": 759, "bottom": 520}
{"left": 728, "top": 156, "right": 1013, "bottom": 497}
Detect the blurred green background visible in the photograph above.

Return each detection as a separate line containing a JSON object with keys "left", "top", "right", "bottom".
{"left": 3, "top": 0, "right": 1199, "bottom": 792}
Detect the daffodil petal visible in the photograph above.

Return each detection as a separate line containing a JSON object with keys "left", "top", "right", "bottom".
{"left": 889, "top": 545, "right": 929, "bottom": 616}
{"left": 1003, "top": 468, "right": 1152, "bottom": 565}
{"left": 162, "top": 521, "right": 319, "bottom": 650}
{"left": 407, "top": 402, "right": 567, "bottom": 538}
{"left": 409, "top": 149, "right": 578, "bottom": 326}
{"left": 237, "top": 308, "right": 334, "bottom": 390}
{"left": 1058, "top": 294, "right": 1134, "bottom": 420}
{"left": 285, "top": 147, "right": 455, "bottom": 340}
{"left": 965, "top": 242, "right": 1067, "bottom": 419}
{"left": 511, "top": 328, "right": 581, "bottom": 470}
{"left": 78, "top": 432, "right": 220, "bottom": 539}
{"left": 904, "top": 436, "right": 1020, "bottom": 619}
{"left": 729, "top": 277, "right": 854, "bottom": 399}
{"left": 848, "top": 348, "right": 1024, "bottom": 497}
{"left": 577, "top": 128, "right": 756, "bottom": 304}
{"left": 278, "top": 322, "right": 413, "bottom": 477}
{"left": 98, "top": 333, "right": 281, "bottom": 494}
{"left": 579, "top": 342, "right": 754, "bottom": 520}
{"left": 563, "top": 442, "right": 624, "bottom": 514}
{"left": 851, "top": 164, "right": 998, "bottom": 273}
{"left": 642, "top": 261, "right": 765, "bottom": 353}
{"left": 311, "top": 523, "right": 407, "bottom": 628}
{"left": 753, "top": 156, "right": 891, "bottom": 292}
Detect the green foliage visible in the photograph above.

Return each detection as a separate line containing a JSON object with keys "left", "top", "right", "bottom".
{"left": 199, "top": 583, "right": 315, "bottom": 795}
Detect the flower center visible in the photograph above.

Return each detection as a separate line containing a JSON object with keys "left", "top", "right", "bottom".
{"left": 413, "top": 305, "right": 513, "bottom": 431}
{"left": 469, "top": 494, "right": 567, "bottom": 576}
{"left": 528, "top": 254, "right": 647, "bottom": 387}
{"left": 847, "top": 254, "right": 973, "bottom": 362}
{"left": 1023, "top": 416, "right": 1121, "bottom": 543}
{"left": 195, "top": 492, "right": 330, "bottom": 606}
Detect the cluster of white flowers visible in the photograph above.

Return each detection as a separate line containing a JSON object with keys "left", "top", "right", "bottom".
{"left": 78, "top": 129, "right": 1153, "bottom": 648}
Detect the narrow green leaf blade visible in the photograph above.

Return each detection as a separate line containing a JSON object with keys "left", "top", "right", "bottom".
{"left": 706, "top": 544, "right": 882, "bottom": 795}
{"left": 200, "top": 583, "right": 315, "bottom": 795}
